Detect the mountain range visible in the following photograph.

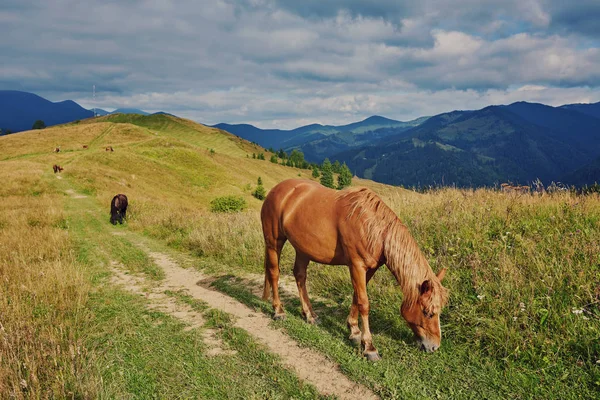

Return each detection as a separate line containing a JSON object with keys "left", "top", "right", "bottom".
{"left": 213, "top": 115, "right": 429, "bottom": 160}
{"left": 0, "top": 90, "right": 94, "bottom": 133}
{"left": 0, "top": 90, "right": 155, "bottom": 133}
{"left": 215, "top": 101, "right": 600, "bottom": 187}
{"left": 2, "top": 90, "right": 599, "bottom": 187}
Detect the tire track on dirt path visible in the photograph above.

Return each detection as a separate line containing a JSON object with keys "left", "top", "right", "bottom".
{"left": 110, "top": 261, "right": 236, "bottom": 357}
{"left": 134, "top": 248, "right": 379, "bottom": 400}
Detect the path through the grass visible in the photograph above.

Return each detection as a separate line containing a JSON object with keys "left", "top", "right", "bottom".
{"left": 119, "top": 244, "right": 378, "bottom": 400}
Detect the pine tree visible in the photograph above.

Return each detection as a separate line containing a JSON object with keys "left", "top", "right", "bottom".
{"left": 270, "top": 154, "right": 278, "bottom": 163}
{"left": 337, "top": 162, "right": 352, "bottom": 189}
{"left": 312, "top": 165, "right": 320, "bottom": 178}
{"left": 289, "top": 149, "right": 305, "bottom": 168}
{"left": 320, "top": 158, "right": 334, "bottom": 188}
{"left": 253, "top": 177, "right": 266, "bottom": 200}
{"left": 332, "top": 160, "right": 341, "bottom": 174}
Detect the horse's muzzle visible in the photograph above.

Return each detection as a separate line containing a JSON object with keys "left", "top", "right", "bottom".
{"left": 418, "top": 339, "right": 440, "bottom": 352}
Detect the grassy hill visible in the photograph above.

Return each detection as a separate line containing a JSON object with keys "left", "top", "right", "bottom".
{"left": 1, "top": 114, "right": 599, "bottom": 399}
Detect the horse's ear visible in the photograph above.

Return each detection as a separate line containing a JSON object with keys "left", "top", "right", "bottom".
{"left": 420, "top": 280, "right": 432, "bottom": 296}
{"left": 437, "top": 268, "right": 447, "bottom": 282}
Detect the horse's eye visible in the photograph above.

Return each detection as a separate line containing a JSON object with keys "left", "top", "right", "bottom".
{"left": 422, "top": 310, "right": 434, "bottom": 319}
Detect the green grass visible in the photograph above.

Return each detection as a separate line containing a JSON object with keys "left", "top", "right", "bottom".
{"left": 85, "top": 286, "right": 327, "bottom": 399}
{"left": 208, "top": 274, "right": 598, "bottom": 399}
{"left": 164, "top": 289, "right": 210, "bottom": 313}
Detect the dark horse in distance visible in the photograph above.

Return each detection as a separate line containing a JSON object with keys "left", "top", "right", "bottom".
{"left": 110, "top": 194, "right": 128, "bottom": 225}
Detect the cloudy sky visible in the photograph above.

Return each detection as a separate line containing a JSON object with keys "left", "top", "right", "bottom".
{"left": 2, "top": 0, "right": 600, "bottom": 128}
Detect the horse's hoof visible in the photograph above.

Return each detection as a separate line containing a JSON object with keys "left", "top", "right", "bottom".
{"left": 349, "top": 334, "right": 361, "bottom": 345}
{"left": 307, "top": 316, "right": 320, "bottom": 325}
{"left": 364, "top": 351, "right": 381, "bottom": 362}
{"left": 273, "top": 313, "right": 286, "bottom": 321}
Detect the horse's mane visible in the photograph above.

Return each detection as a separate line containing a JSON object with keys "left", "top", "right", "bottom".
{"left": 337, "top": 187, "right": 448, "bottom": 309}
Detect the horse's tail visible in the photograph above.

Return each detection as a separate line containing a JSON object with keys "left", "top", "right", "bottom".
{"left": 262, "top": 253, "right": 271, "bottom": 301}
{"left": 110, "top": 196, "right": 118, "bottom": 215}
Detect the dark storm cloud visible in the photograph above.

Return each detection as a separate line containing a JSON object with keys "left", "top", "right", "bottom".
{"left": 546, "top": 0, "right": 600, "bottom": 37}
{"left": 0, "top": 0, "right": 599, "bottom": 128}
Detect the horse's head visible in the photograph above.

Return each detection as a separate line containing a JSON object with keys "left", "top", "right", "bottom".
{"left": 401, "top": 268, "right": 448, "bottom": 352}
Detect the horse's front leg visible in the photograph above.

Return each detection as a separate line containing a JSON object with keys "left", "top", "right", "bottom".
{"left": 349, "top": 266, "right": 380, "bottom": 361}
{"left": 347, "top": 291, "right": 361, "bottom": 345}
{"left": 347, "top": 267, "right": 379, "bottom": 346}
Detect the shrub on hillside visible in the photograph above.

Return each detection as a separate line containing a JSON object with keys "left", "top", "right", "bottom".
{"left": 210, "top": 196, "right": 247, "bottom": 213}
{"left": 252, "top": 177, "right": 266, "bottom": 200}
{"left": 253, "top": 185, "right": 266, "bottom": 200}
{"left": 32, "top": 120, "right": 46, "bottom": 130}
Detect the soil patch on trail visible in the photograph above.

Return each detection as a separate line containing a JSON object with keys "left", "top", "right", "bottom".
{"left": 110, "top": 261, "right": 235, "bottom": 357}
{"left": 65, "top": 189, "right": 87, "bottom": 199}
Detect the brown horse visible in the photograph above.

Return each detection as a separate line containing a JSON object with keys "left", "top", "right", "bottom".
{"left": 261, "top": 179, "right": 448, "bottom": 360}
{"left": 110, "top": 194, "right": 128, "bottom": 225}
{"left": 105, "top": 146, "right": 114, "bottom": 152}
{"left": 52, "top": 164, "right": 64, "bottom": 173}
{"left": 501, "top": 183, "right": 530, "bottom": 194}
{"left": 83, "top": 145, "right": 88, "bottom": 149}
{"left": 54, "top": 147, "right": 60, "bottom": 153}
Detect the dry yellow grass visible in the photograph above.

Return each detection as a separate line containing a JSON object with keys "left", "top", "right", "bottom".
{"left": 0, "top": 162, "right": 97, "bottom": 398}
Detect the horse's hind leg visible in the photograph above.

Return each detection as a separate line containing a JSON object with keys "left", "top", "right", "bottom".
{"left": 264, "top": 238, "right": 286, "bottom": 320}
{"left": 293, "top": 253, "right": 318, "bottom": 324}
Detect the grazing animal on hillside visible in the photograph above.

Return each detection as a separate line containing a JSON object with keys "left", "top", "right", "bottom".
{"left": 105, "top": 146, "right": 114, "bottom": 152}
{"left": 54, "top": 147, "right": 60, "bottom": 153}
{"left": 501, "top": 183, "right": 530, "bottom": 194}
{"left": 261, "top": 179, "right": 448, "bottom": 360}
{"left": 110, "top": 194, "right": 128, "bottom": 225}
{"left": 53, "top": 164, "right": 64, "bottom": 173}
{"left": 83, "top": 145, "right": 88, "bottom": 149}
